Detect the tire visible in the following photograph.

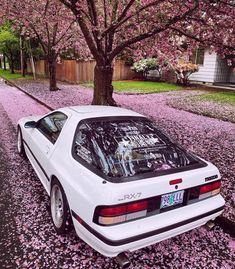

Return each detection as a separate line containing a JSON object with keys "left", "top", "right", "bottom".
{"left": 17, "top": 127, "right": 26, "bottom": 157}
{"left": 50, "top": 179, "right": 72, "bottom": 234}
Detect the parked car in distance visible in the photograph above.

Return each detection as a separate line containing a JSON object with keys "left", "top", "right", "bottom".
{"left": 17, "top": 105, "right": 225, "bottom": 260}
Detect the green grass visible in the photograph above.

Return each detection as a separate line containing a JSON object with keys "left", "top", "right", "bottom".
{"left": 82, "top": 81, "right": 181, "bottom": 93}
{"left": 0, "top": 69, "right": 32, "bottom": 80}
{"left": 195, "top": 91, "right": 235, "bottom": 106}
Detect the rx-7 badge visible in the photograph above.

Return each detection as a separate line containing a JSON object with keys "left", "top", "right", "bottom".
{"left": 118, "top": 192, "right": 142, "bottom": 201}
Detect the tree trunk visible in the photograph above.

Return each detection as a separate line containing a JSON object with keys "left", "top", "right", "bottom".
{"left": 10, "top": 54, "right": 14, "bottom": 74}
{"left": 23, "top": 57, "right": 27, "bottom": 77}
{"left": 48, "top": 58, "right": 59, "bottom": 91}
{"left": 3, "top": 54, "right": 6, "bottom": 70}
{"left": 92, "top": 64, "right": 116, "bottom": 106}
{"left": 10, "top": 64, "right": 15, "bottom": 73}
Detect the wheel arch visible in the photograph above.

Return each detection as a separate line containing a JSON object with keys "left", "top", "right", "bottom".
{"left": 50, "top": 175, "right": 71, "bottom": 209}
{"left": 50, "top": 175, "right": 73, "bottom": 233}
{"left": 50, "top": 175, "right": 59, "bottom": 187}
{"left": 17, "top": 124, "right": 22, "bottom": 134}
{"left": 50, "top": 175, "right": 62, "bottom": 194}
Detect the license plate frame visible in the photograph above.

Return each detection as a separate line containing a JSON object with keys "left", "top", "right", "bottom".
{"left": 160, "top": 190, "right": 185, "bottom": 209}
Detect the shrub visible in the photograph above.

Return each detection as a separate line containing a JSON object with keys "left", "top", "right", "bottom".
{"left": 131, "top": 58, "right": 161, "bottom": 79}
{"left": 172, "top": 60, "right": 199, "bottom": 86}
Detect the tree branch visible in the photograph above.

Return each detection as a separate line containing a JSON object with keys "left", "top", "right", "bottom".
{"left": 171, "top": 26, "right": 235, "bottom": 52}
{"left": 28, "top": 21, "right": 47, "bottom": 53}
{"left": 87, "top": 0, "right": 98, "bottom": 26}
{"left": 54, "top": 20, "right": 75, "bottom": 46}
{"left": 109, "top": 2, "right": 199, "bottom": 59}
{"left": 101, "top": 0, "right": 165, "bottom": 39}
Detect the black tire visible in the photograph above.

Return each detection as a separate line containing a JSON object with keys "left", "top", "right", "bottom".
{"left": 50, "top": 178, "right": 72, "bottom": 234}
{"left": 17, "top": 127, "right": 26, "bottom": 158}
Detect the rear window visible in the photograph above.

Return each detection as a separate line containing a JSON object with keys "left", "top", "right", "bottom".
{"left": 72, "top": 117, "right": 206, "bottom": 182}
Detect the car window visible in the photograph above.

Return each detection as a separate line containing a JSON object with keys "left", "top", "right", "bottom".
{"left": 73, "top": 123, "right": 97, "bottom": 166}
{"left": 72, "top": 117, "right": 205, "bottom": 180}
{"left": 37, "top": 112, "right": 68, "bottom": 144}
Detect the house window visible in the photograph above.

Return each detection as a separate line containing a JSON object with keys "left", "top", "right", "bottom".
{"left": 190, "top": 49, "right": 205, "bottom": 65}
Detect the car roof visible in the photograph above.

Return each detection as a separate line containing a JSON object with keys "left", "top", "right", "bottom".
{"left": 65, "top": 105, "right": 144, "bottom": 119}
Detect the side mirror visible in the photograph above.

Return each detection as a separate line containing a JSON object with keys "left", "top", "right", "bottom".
{"left": 24, "top": 121, "right": 37, "bottom": 128}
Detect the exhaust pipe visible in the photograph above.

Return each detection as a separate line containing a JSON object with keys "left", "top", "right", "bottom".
{"left": 205, "top": 220, "right": 215, "bottom": 230}
{"left": 116, "top": 253, "right": 131, "bottom": 268}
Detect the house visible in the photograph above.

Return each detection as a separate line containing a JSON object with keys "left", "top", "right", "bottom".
{"left": 189, "top": 49, "right": 235, "bottom": 85}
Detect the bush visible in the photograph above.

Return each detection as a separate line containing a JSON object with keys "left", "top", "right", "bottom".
{"left": 131, "top": 58, "right": 162, "bottom": 79}
{"left": 172, "top": 60, "right": 199, "bottom": 86}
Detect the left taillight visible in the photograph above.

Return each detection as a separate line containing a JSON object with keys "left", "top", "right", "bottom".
{"left": 94, "top": 200, "right": 148, "bottom": 226}
{"left": 199, "top": 180, "right": 221, "bottom": 200}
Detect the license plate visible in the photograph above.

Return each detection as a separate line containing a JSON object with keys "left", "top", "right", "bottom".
{"left": 160, "top": 190, "right": 184, "bottom": 209}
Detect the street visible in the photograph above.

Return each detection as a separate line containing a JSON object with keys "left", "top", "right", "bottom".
{"left": 0, "top": 80, "right": 234, "bottom": 269}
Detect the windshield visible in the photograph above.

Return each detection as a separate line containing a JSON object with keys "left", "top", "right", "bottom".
{"left": 73, "top": 117, "right": 205, "bottom": 180}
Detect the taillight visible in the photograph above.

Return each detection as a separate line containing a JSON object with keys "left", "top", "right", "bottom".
{"left": 100, "top": 205, "right": 126, "bottom": 217}
{"left": 95, "top": 200, "right": 149, "bottom": 225}
{"left": 199, "top": 180, "right": 221, "bottom": 199}
{"left": 200, "top": 184, "right": 213, "bottom": 194}
{"left": 127, "top": 201, "right": 148, "bottom": 213}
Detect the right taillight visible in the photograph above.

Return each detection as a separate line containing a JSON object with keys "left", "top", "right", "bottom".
{"left": 199, "top": 180, "right": 221, "bottom": 199}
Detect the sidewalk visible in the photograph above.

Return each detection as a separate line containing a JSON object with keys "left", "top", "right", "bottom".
{"left": 211, "top": 83, "right": 235, "bottom": 91}
{"left": 192, "top": 81, "right": 235, "bottom": 91}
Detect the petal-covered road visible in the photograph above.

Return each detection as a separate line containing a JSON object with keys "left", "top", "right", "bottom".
{"left": 15, "top": 79, "right": 235, "bottom": 222}
{"left": 0, "top": 80, "right": 234, "bottom": 268}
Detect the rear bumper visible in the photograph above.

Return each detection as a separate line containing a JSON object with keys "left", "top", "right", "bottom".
{"left": 72, "top": 195, "right": 225, "bottom": 257}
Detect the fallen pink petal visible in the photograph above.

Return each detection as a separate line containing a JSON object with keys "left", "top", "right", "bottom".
{"left": 0, "top": 78, "right": 234, "bottom": 268}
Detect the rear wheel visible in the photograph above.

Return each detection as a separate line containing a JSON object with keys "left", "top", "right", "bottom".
{"left": 17, "top": 127, "right": 26, "bottom": 157}
{"left": 50, "top": 179, "right": 72, "bottom": 234}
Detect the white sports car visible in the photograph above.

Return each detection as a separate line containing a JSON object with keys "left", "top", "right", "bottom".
{"left": 17, "top": 106, "right": 225, "bottom": 261}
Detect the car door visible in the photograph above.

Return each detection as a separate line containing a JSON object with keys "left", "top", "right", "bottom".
{"left": 26, "top": 111, "right": 68, "bottom": 193}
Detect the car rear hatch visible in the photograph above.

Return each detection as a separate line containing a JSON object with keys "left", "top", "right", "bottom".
{"left": 73, "top": 116, "right": 207, "bottom": 183}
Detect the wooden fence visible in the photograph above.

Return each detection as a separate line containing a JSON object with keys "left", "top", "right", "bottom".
{"left": 27, "top": 59, "right": 135, "bottom": 83}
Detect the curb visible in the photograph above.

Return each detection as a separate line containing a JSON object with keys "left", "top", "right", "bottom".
{"left": 2, "top": 77, "right": 54, "bottom": 111}
{"left": 1, "top": 76, "right": 235, "bottom": 238}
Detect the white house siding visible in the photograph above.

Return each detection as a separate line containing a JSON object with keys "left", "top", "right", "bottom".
{"left": 229, "top": 69, "right": 235, "bottom": 83}
{"left": 189, "top": 50, "right": 217, "bottom": 83}
{"left": 214, "top": 57, "right": 230, "bottom": 83}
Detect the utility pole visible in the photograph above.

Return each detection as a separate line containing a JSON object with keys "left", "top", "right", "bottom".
{"left": 20, "top": 35, "right": 25, "bottom": 76}
{"left": 28, "top": 40, "right": 36, "bottom": 79}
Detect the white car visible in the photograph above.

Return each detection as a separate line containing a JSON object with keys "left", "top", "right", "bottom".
{"left": 17, "top": 106, "right": 225, "bottom": 262}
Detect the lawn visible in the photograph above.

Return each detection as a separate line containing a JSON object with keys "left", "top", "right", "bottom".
{"left": 194, "top": 91, "right": 235, "bottom": 106}
{"left": 168, "top": 89, "right": 235, "bottom": 123}
{"left": 0, "top": 69, "right": 32, "bottom": 80}
{"left": 83, "top": 80, "right": 181, "bottom": 93}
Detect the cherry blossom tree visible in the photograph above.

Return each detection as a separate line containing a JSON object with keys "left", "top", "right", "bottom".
{"left": 1, "top": 1, "right": 234, "bottom": 102}
{"left": 1, "top": 0, "right": 81, "bottom": 91}
{"left": 58, "top": 0, "right": 235, "bottom": 105}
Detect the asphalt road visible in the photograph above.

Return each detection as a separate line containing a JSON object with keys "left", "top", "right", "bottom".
{"left": 0, "top": 80, "right": 234, "bottom": 269}
{"left": 0, "top": 137, "right": 22, "bottom": 269}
